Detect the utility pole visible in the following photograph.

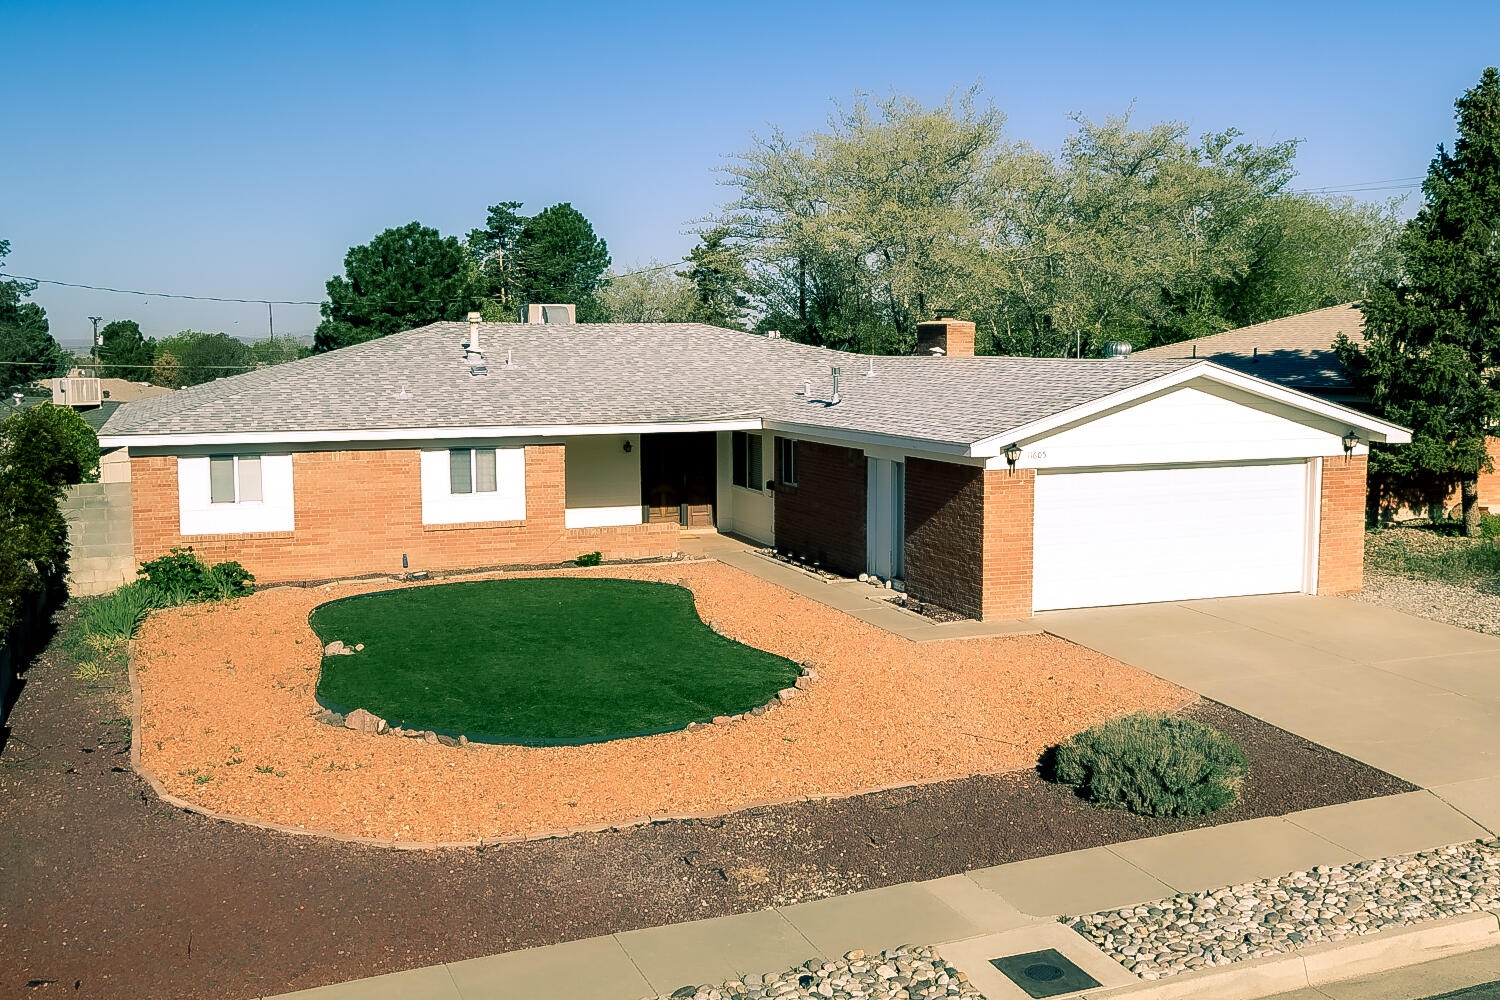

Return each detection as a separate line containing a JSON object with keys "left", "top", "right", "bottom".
{"left": 88, "top": 316, "right": 103, "bottom": 370}
{"left": 267, "top": 302, "right": 275, "bottom": 341}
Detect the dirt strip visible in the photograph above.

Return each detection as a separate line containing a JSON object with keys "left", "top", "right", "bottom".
{"left": 131, "top": 561, "right": 1191, "bottom": 843}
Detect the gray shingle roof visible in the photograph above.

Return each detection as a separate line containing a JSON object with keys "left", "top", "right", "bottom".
{"left": 1132, "top": 304, "right": 1365, "bottom": 392}
{"left": 100, "top": 322, "right": 1200, "bottom": 449}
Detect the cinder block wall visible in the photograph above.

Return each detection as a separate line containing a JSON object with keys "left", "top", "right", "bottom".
{"left": 130, "top": 444, "right": 678, "bottom": 584}
{"left": 61, "top": 482, "right": 135, "bottom": 596}
{"left": 773, "top": 441, "right": 867, "bottom": 576}
{"left": 1318, "top": 454, "right": 1367, "bottom": 595}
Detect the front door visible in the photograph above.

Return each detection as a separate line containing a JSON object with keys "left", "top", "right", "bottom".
{"left": 865, "top": 458, "right": 905, "bottom": 579}
{"left": 640, "top": 433, "right": 717, "bottom": 527}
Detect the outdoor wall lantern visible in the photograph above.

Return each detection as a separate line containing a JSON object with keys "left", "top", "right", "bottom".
{"left": 622, "top": 439, "right": 633, "bottom": 453}
{"left": 1342, "top": 430, "right": 1359, "bottom": 456}
{"left": 1004, "top": 442, "right": 1023, "bottom": 471}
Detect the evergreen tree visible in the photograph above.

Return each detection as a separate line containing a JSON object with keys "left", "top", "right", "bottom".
{"left": 0, "top": 240, "right": 70, "bottom": 394}
{"left": 678, "top": 228, "right": 750, "bottom": 329}
{"left": 511, "top": 203, "right": 612, "bottom": 321}
{"left": 314, "top": 222, "right": 477, "bottom": 351}
{"left": 467, "top": 201, "right": 527, "bottom": 319}
{"left": 1338, "top": 68, "right": 1500, "bottom": 534}
{"left": 97, "top": 319, "right": 156, "bottom": 379}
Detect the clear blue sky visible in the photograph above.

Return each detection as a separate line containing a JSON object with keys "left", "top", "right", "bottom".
{"left": 5, "top": 0, "right": 1498, "bottom": 349}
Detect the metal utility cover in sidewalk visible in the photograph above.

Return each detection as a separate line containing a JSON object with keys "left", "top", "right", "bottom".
{"left": 988, "top": 948, "right": 1101, "bottom": 999}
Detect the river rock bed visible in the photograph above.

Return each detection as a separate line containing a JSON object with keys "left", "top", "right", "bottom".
{"left": 655, "top": 946, "right": 982, "bottom": 1000}
{"left": 1069, "top": 839, "right": 1500, "bottom": 980}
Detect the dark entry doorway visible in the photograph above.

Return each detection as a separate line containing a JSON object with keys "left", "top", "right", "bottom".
{"left": 640, "top": 432, "right": 717, "bottom": 527}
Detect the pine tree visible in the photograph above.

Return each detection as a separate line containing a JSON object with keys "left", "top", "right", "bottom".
{"left": 1339, "top": 67, "right": 1500, "bottom": 534}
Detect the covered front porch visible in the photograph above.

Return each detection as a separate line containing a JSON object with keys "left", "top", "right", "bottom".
{"left": 562, "top": 430, "right": 781, "bottom": 543}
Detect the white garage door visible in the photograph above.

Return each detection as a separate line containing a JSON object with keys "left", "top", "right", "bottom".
{"left": 1032, "top": 462, "right": 1310, "bottom": 611}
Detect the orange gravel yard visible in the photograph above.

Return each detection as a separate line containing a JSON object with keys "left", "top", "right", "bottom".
{"left": 133, "top": 560, "right": 1190, "bottom": 843}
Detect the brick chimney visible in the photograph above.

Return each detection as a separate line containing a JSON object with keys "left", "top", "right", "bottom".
{"left": 915, "top": 317, "right": 976, "bottom": 357}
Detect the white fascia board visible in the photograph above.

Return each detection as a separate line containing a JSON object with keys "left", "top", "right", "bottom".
{"left": 965, "top": 362, "right": 1412, "bottom": 457}
{"left": 760, "top": 419, "right": 974, "bottom": 458}
{"left": 99, "top": 418, "right": 765, "bottom": 450}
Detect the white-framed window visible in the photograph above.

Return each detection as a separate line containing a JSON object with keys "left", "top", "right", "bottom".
{"left": 209, "top": 455, "right": 263, "bottom": 504}
{"left": 777, "top": 437, "right": 798, "bottom": 487}
{"left": 731, "top": 431, "right": 763, "bottom": 491}
{"left": 449, "top": 448, "right": 498, "bottom": 494}
{"left": 421, "top": 446, "right": 525, "bottom": 524}
{"left": 178, "top": 454, "right": 294, "bottom": 535}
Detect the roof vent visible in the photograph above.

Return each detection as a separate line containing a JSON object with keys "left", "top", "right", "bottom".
{"left": 1103, "top": 340, "right": 1133, "bottom": 359}
{"left": 830, "top": 366, "right": 842, "bottom": 405}
{"left": 526, "top": 303, "right": 576, "bottom": 324}
{"left": 767, "top": 329, "right": 781, "bottom": 339}
{"left": 467, "top": 311, "right": 483, "bottom": 352}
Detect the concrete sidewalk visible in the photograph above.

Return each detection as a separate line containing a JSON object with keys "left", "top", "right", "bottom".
{"left": 272, "top": 789, "right": 1496, "bottom": 1000}
{"left": 680, "top": 532, "right": 1041, "bottom": 642}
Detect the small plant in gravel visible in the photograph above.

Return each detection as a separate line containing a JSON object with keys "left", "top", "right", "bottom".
{"left": 574, "top": 550, "right": 603, "bottom": 567}
{"left": 1048, "top": 712, "right": 1247, "bottom": 817}
{"left": 137, "top": 547, "right": 254, "bottom": 602}
{"left": 81, "top": 581, "right": 162, "bottom": 640}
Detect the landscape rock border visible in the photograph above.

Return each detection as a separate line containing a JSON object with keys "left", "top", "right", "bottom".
{"left": 655, "top": 945, "right": 981, "bottom": 1000}
{"left": 1068, "top": 838, "right": 1500, "bottom": 980}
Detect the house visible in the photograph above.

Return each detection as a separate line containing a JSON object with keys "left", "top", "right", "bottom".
{"left": 1134, "top": 303, "right": 1499, "bottom": 513}
{"left": 98, "top": 315, "right": 1409, "bottom": 619}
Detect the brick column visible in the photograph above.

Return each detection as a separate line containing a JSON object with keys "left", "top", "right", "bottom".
{"left": 981, "top": 468, "right": 1035, "bottom": 619}
{"left": 1317, "top": 454, "right": 1367, "bottom": 595}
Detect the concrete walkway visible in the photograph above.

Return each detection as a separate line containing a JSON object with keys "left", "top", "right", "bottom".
{"left": 678, "top": 532, "right": 1041, "bottom": 641}
{"left": 1265, "top": 946, "right": 1500, "bottom": 1000}
{"left": 1039, "top": 594, "right": 1500, "bottom": 823}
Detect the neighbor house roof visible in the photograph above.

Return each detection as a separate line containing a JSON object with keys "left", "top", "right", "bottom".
{"left": 100, "top": 320, "right": 1407, "bottom": 455}
{"left": 1132, "top": 304, "right": 1366, "bottom": 393}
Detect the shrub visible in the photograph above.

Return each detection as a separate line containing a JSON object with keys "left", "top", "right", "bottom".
{"left": 575, "top": 551, "right": 603, "bottom": 567}
{"left": 1050, "top": 713, "right": 1247, "bottom": 817}
{"left": 1481, "top": 513, "right": 1500, "bottom": 540}
{"left": 207, "top": 560, "right": 255, "bottom": 598}
{"left": 81, "top": 581, "right": 161, "bottom": 640}
{"left": 137, "top": 546, "right": 255, "bottom": 602}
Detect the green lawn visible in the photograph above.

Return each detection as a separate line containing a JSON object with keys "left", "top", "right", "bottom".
{"left": 310, "top": 578, "right": 799, "bottom": 744}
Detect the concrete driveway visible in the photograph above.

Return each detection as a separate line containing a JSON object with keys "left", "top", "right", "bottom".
{"left": 1039, "top": 594, "right": 1500, "bottom": 824}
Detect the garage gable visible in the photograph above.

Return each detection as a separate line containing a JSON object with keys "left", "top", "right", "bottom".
{"left": 1007, "top": 378, "right": 1364, "bottom": 470}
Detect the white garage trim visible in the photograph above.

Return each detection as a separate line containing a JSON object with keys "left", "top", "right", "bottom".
{"left": 1032, "top": 460, "right": 1314, "bottom": 612}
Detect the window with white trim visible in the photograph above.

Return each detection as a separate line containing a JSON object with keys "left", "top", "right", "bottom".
{"left": 776, "top": 437, "right": 797, "bottom": 487}
{"left": 449, "top": 448, "right": 498, "bottom": 494}
{"left": 209, "top": 455, "right": 263, "bottom": 504}
{"left": 731, "top": 431, "right": 763, "bottom": 490}
{"left": 421, "top": 446, "right": 526, "bottom": 524}
{"left": 178, "top": 454, "right": 294, "bottom": 535}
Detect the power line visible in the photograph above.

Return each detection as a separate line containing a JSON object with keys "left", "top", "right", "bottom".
{"left": 0, "top": 258, "right": 693, "bottom": 310}
{"left": 0, "top": 359, "right": 261, "bottom": 370}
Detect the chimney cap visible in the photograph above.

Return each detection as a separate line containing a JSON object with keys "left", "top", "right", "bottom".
{"left": 466, "top": 311, "right": 483, "bottom": 323}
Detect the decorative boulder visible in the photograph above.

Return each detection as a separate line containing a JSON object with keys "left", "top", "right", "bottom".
{"left": 324, "top": 640, "right": 355, "bottom": 656}
{"left": 343, "top": 708, "right": 386, "bottom": 734}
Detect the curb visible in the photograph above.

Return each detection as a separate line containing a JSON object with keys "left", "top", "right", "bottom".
{"left": 1084, "top": 909, "right": 1500, "bottom": 1000}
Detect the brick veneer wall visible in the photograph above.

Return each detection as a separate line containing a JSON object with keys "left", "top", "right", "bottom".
{"left": 903, "top": 459, "right": 1035, "bottom": 620}
{"left": 129, "top": 444, "right": 679, "bottom": 584}
{"left": 773, "top": 441, "right": 867, "bottom": 576}
{"left": 1317, "top": 454, "right": 1367, "bottom": 595}
{"left": 1480, "top": 436, "right": 1500, "bottom": 513}
{"left": 904, "top": 459, "right": 985, "bottom": 618}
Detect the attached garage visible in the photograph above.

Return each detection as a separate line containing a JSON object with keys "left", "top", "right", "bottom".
{"left": 1031, "top": 461, "right": 1314, "bottom": 611}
